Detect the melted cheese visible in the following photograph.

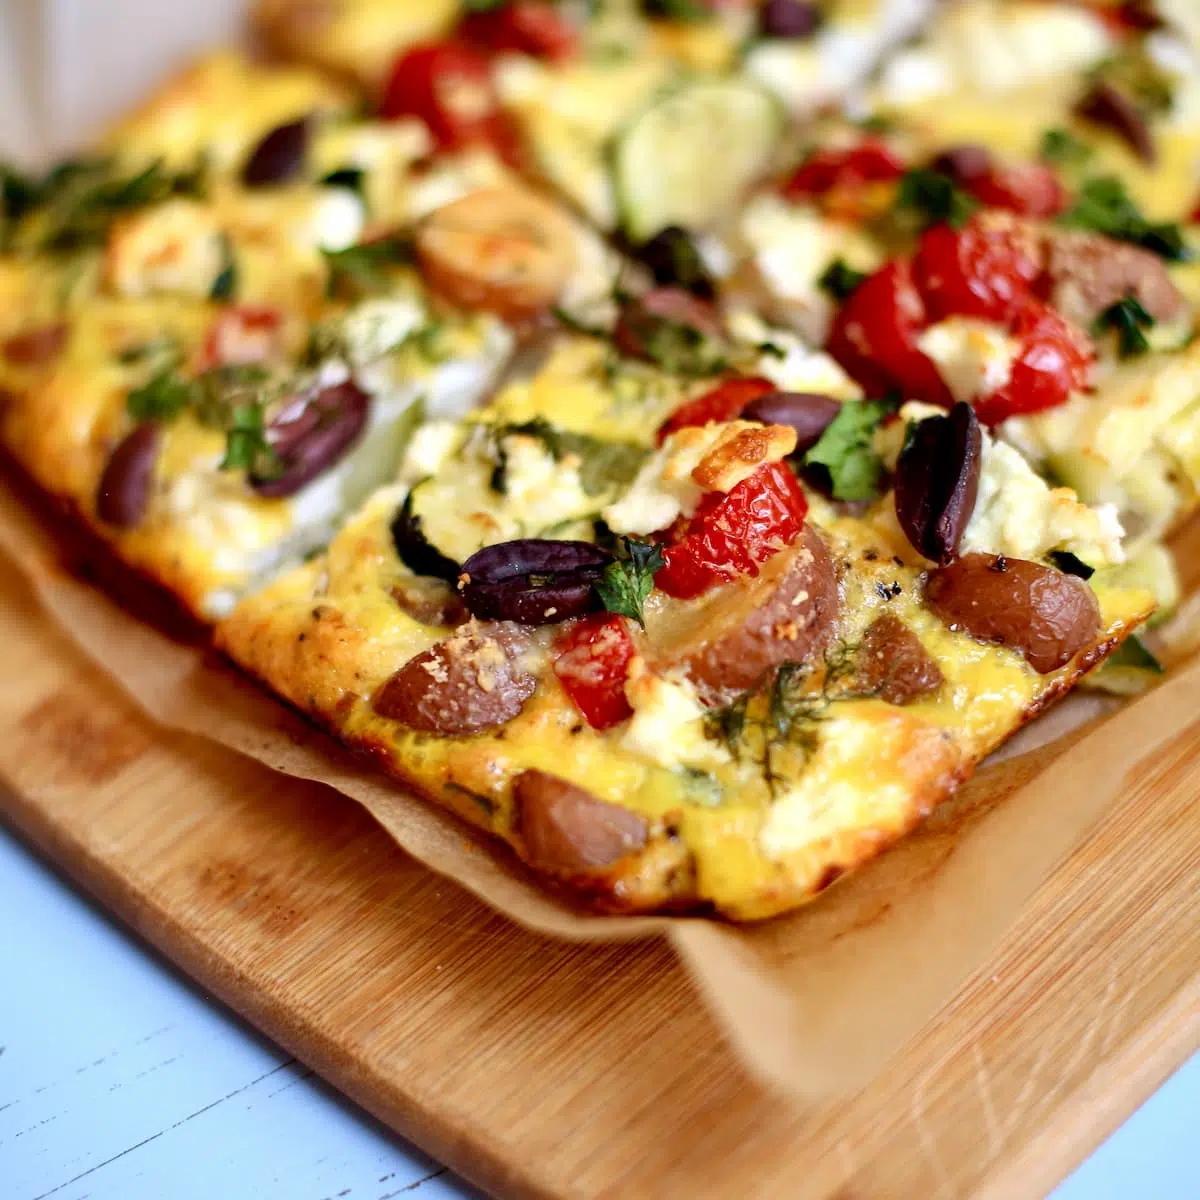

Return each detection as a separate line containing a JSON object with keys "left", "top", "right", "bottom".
{"left": 917, "top": 317, "right": 1021, "bottom": 405}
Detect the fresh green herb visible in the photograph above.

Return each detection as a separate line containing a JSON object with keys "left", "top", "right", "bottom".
{"left": 1048, "top": 550, "right": 1096, "bottom": 580}
{"left": 209, "top": 233, "right": 238, "bottom": 302}
{"left": 319, "top": 166, "right": 366, "bottom": 197}
{"left": 116, "top": 336, "right": 180, "bottom": 366}
{"left": 1, "top": 164, "right": 43, "bottom": 224}
{"left": 1088, "top": 50, "right": 1175, "bottom": 117}
{"left": 192, "top": 364, "right": 271, "bottom": 428}
{"left": 1039, "top": 128, "right": 1093, "bottom": 167}
{"left": 640, "top": 0, "right": 710, "bottom": 20}
{"left": 818, "top": 258, "right": 867, "bottom": 301}
{"left": 1058, "top": 176, "right": 1190, "bottom": 261}
{"left": 893, "top": 168, "right": 978, "bottom": 230}
{"left": 626, "top": 310, "right": 727, "bottom": 376}
{"left": 1094, "top": 293, "right": 1154, "bottom": 357}
{"left": 856, "top": 114, "right": 896, "bottom": 135}
{"left": 322, "top": 232, "right": 412, "bottom": 297}
{"left": 220, "top": 402, "right": 281, "bottom": 478}
{"left": 125, "top": 368, "right": 195, "bottom": 421}
{"left": 594, "top": 537, "right": 664, "bottom": 627}
{"left": 552, "top": 306, "right": 609, "bottom": 339}
{"left": 461, "top": 0, "right": 509, "bottom": 10}
{"left": 803, "top": 399, "right": 891, "bottom": 502}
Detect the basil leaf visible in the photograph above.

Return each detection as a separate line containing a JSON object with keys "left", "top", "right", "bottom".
{"left": 209, "top": 233, "right": 238, "bottom": 302}
{"left": 1093, "top": 293, "right": 1154, "bottom": 357}
{"left": 803, "top": 399, "right": 890, "bottom": 501}
{"left": 220, "top": 402, "right": 280, "bottom": 478}
{"left": 894, "top": 169, "right": 978, "bottom": 230}
{"left": 594, "top": 537, "right": 664, "bottom": 628}
{"left": 126, "top": 369, "right": 195, "bottom": 421}
{"left": 1059, "top": 176, "right": 1190, "bottom": 261}
{"left": 818, "top": 258, "right": 867, "bottom": 301}
{"left": 1039, "top": 128, "right": 1093, "bottom": 167}
{"left": 322, "top": 233, "right": 413, "bottom": 296}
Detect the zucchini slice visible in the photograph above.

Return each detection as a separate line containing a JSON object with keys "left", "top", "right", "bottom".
{"left": 612, "top": 79, "right": 783, "bottom": 242}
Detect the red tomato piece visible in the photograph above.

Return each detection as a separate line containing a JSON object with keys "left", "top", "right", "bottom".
{"left": 379, "top": 41, "right": 521, "bottom": 164}
{"left": 826, "top": 261, "right": 953, "bottom": 405}
{"left": 912, "top": 219, "right": 1041, "bottom": 323}
{"left": 459, "top": 2, "right": 577, "bottom": 61}
{"left": 655, "top": 376, "right": 776, "bottom": 445}
{"left": 968, "top": 163, "right": 1069, "bottom": 219}
{"left": 973, "top": 300, "right": 1094, "bottom": 425}
{"left": 553, "top": 614, "right": 636, "bottom": 730}
{"left": 655, "top": 461, "right": 809, "bottom": 599}
{"left": 201, "top": 305, "right": 284, "bottom": 369}
{"left": 781, "top": 138, "right": 907, "bottom": 200}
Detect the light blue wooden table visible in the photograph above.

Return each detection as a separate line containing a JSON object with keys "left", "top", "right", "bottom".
{"left": 2, "top": 822, "right": 1195, "bottom": 1200}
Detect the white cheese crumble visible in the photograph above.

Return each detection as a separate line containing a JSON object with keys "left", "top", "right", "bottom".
{"left": 622, "top": 668, "right": 729, "bottom": 772}
{"left": 916, "top": 317, "right": 1021, "bottom": 405}
{"left": 726, "top": 310, "right": 863, "bottom": 399}
{"left": 339, "top": 296, "right": 428, "bottom": 367}
{"left": 398, "top": 420, "right": 463, "bottom": 486}
{"left": 602, "top": 420, "right": 794, "bottom": 536}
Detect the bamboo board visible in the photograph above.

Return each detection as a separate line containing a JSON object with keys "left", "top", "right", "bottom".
{"left": 1, "top": 558, "right": 1198, "bottom": 1199}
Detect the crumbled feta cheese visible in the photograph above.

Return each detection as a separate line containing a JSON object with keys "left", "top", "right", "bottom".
{"left": 603, "top": 420, "right": 794, "bottom": 536}
{"left": 963, "top": 437, "right": 1124, "bottom": 566}
{"left": 294, "top": 187, "right": 365, "bottom": 253}
{"left": 917, "top": 317, "right": 1021, "bottom": 405}
{"left": 622, "top": 668, "right": 728, "bottom": 771}
{"left": 399, "top": 421, "right": 462, "bottom": 486}
{"left": 497, "top": 434, "right": 592, "bottom": 531}
{"left": 340, "top": 297, "right": 428, "bottom": 367}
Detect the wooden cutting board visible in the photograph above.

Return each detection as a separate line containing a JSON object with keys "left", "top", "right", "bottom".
{"left": 1, "top": 559, "right": 1197, "bottom": 1200}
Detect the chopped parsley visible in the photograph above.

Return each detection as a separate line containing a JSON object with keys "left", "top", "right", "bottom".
{"left": 322, "top": 233, "right": 413, "bottom": 297}
{"left": 220, "top": 402, "right": 280, "bottom": 478}
{"left": 1058, "top": 176, "right": 1190, "bottom": 261}
{"left": 1039, "top": 128, "right": 1093, "bottom": 167}
{"left": 209, "top": 233, "right": 238, "bottom": 302}
{"left": 594, "top": 537, "right": 664, "bottom": 628}
{"left": 1094, "top": 293, "right": 1154, "bottom": 357}
{"left": 818, "top": 258, "right": 867, "bottom": 301}
{"left": 803, "top": 399, "right": 891, "bottom": 502}
{"left": 125, "top": 368, "right": 194, "bottom": 422}
{"left": 893, "top": 168, "right": 978, "bottom": 230}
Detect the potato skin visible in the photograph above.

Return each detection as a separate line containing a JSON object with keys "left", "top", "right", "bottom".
{"left": 372, "top": 621, "right": 535, "bottom": 734}
{"left": 649, "top": 525, "right": 840, "bottom": 704}
{"left": 925, "top": 554, "right": 1101, "bottom": 674}
{"left": 856, "top": 613, "right": 943, "bottom": 704}
{"left": 514, "top": 769, "right": 648, "bottom": 874}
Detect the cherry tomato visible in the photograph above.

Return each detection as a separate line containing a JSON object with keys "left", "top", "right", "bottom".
{"left": 973, "top": 299, "right": 1094, "bottom": 425}
{"left": 553, "top": 614, "right": 635, "bottom": 730}
{"left": 826, "top": 261, "right": 953, "bottom": 405}
{"left": 968, "top": 163, "right": 1069, "bottom": 219}
{"left": 912, "top": 219, "right": 1041, "bottom": 323}
{"left": 655, "top": 461, "right": 809, "bottom": 599}
{"left": 459, "top": 2, "right": 577, "bottom": 61}
{"left": 200, "top": 305, "right": 284, "bottom": 369}
{"left": 655, "top": 376, "right": 776, "bottom": 445}
{"left": 379, "top": 41, "right": 521, "bottom": 165}
{"left": 782, "top": 138, "right": 907, "bottom": 200}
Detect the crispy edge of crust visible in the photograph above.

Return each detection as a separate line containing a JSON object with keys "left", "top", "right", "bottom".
{"left": 216, "top": 570, "right": 1152, "bottom": 921}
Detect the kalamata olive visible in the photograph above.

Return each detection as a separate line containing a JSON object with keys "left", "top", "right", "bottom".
{"left": 634, "top": 226, "right": 715, "bottom": 299}
{"left": 741, "top": 391, "right": 841, "bottom": 452}
{"left": 373, "top": 622, "right": 535, "bottom": 734}
{"left": 612, "top": 287, "right": 725, "bottom": 366}
{"left": 856, "top": 613, "right": 943, "bottom": 704}
{"left": 894, "top": 402, "right": 982, "bottom": 564}
{"left": 3, "top": 322, "right": 68, "bottom": 365}
{"left": 390, "top": 490, "right": 461, "bottom": 583}
{"left": 1074, "top": 82, "right": 1154, "bottom": 165}
{"left": 96, "top": 422, "right": 158, "bottom": 527}
{"left": 514, "top": 769, "right": 648, "bottom": 873}
{"left": 460, "top": 539, "right": 613, "bottom": 625}
{"left": 925, "top": 553, "right": 1101, "bottom": 673}
{"left": 928, "top": 143, "right": 993, "bottom": 184}
{"left": 250, "top": 379, "right": 368, "bottom": 498}
{"left": 241, "top": 117, "right": 311, "bottom": 186}
{"left": 760, "top": 0, "right": 822, "bottom": 39}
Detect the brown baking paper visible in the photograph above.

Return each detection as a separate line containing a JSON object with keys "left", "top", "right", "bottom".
{"left": 2, "top": 474, "right": 1198, "bottom": 1102}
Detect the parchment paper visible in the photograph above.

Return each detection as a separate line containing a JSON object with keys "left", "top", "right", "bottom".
{"left": 3, "top": 477, "right": 1198, "bottom": 1102}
